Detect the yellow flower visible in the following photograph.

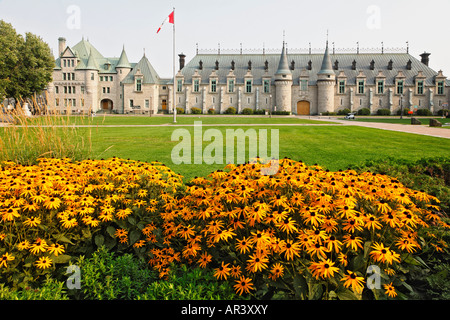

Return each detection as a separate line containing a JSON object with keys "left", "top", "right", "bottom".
{"left": 17, "top": 240, "right": 31, "bottom": 251}
{"left": 341, "top": 271, "right": 365, "bottom": 293}
{"left": 29, "top": 238, "right": 48, "bottom": 255}
{"left": 35, "top": 256, "right": 52, "bottom": 269}
{"left": 309, "top": 259, "right": 339, "bottom": 280}
{"left": 234, "top": 276, "right": 255, "bottom": 295}
{"left": 23, "top": 216, "right": 42, "bottom": 227}
{"left": 214, "top": 261, "right": 231, "bottom": 280}
{"left": 0, "top": 252, "right": 15, "bottom": 268}
{"left": 43, "top": 197, "right": 62, "bottom": 210}
{"left": 47, "top": 244, "right": 65, "bottom": 256}
{"left": 384, "top": 282, "right": 397, "bottom": 298}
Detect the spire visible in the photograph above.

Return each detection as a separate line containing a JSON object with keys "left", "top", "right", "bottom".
{"left": 85, "top": 50, "right": 99, "bottom": 70}
{"left": 116, "top": 45, "right": 131, "bottom": 69}
{"left": 318, "top": 40, "right": 334, "bottom": 75}
{"left": 275, "top": 41, "right": 291, "bottom": 75}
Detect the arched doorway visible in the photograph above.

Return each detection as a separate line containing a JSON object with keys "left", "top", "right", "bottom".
{"left": 101, "top": 99, "right": 113, "bottom": 111}
{"left": 297, "top": 100, "right": 310, "bottom": 115}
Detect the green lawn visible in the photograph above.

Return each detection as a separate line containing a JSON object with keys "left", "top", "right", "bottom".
{"left": 86, "top": 125, "right": 450, "bottom": 181}
{"left": 21, "top": 115, "right": 337, "bottom": 126}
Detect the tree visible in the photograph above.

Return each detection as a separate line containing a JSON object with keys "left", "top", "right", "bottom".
{"left": 0, "top": 20, "right": 54, "bottom": 101}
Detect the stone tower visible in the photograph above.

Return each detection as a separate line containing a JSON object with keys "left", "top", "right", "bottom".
{"left": 84, "top": 51, "right": 99, "bottom": 112}
{"left": 274, "top": 42, "right": 293, "bottom": 113}
{"left": 317, "top": 42, "right": 336, "bottom": 114}
{"left": 115, "top": 46, "right": 132, "bottom": 113}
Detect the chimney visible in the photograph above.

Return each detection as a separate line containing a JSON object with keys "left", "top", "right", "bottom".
{"left": 58, "top": 37, "right": 66, "bottom": 57}
{"left": 420, "top": 52, "right": 430, "bottom": 66}
{"left": 179, "top": 53, "right": 186, "bottom": 70}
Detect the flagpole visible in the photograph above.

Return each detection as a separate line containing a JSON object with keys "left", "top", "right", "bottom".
{"left": 172, "top": 7, "right": 177, "bottom": 123}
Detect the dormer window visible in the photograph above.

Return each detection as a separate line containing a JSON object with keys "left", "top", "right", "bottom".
{"left": 437, "top": 81, "right": 445, "bottom": 95}
{"left": 135, "top": 78, "right": 142, "bottom": 92}
{"left": 417, "top": 81, "right": 424, "bottom": 95}
{"left": 210, "top": 79, "right": 217, "bottom": 93}
{"left": 245, "top": 79, "right": 252, "bottom": 93}
{"left": 396, "top": 80, "right": 404, "bottom": 95}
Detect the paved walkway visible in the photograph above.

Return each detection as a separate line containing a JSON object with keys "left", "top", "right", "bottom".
{"left": 310, "top": 117, "right": 450, "bottom": 139}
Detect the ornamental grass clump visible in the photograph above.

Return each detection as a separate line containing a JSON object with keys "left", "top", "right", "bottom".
{"left": 0, "top": 157, "right": 182, "bottom": 288}
{"left": 147, "top": 158, "right": 449, "bottom": 299}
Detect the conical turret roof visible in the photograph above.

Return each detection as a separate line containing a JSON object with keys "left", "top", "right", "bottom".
{"left": 275, "top": 42, "right": 291, "bottom": 75}
{"left": 85, "top": 50, "right": 99, "bottom": 70}
{"left": 318, "top": 41, "right": 334, "bottom": 75}
{"left": 116, "top": 46, "right": 131, "bottom": 69}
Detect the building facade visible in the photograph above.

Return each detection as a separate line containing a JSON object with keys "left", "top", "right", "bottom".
{"left": 48, "top": 37, "right": 450, "bottom": 116}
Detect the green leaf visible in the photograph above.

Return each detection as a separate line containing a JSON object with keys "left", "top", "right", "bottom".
{"left": 128, "top": 216, "right": 136, "bottom": 226}
{"left": 53, "top": 254, "right": 72, "bottom": 264}
{"left": 336, "top": 288, "right": 358, "bottom": 300}
{"left": 308, "top": 282, "right": 323, "bottom": 300}
{"left": 293, "top": 274, "right": 307, "bottom": 300}
{"left": 95, "top": 234, "right": 104, "bottom": 247}
{"left": 54, "top": 234, "right": 74, "bottom": 245}
{"left": 106, "top": 226, "right": 116, "bottom": 238}
{"left": 130, "top": 230, "right": 140, "bottom": 244}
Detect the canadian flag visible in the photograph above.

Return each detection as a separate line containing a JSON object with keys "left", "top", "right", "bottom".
{"left": 156, "top": 11, "right": 174, "bottom": 34}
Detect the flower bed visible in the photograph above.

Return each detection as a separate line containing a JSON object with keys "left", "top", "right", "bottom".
{"left": 0, "top": 157, "right": 448, "bottom": 299}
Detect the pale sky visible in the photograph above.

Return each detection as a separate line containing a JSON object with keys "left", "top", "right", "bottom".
{"left": 1, "top": 0, "right": 449, "bottom": 78}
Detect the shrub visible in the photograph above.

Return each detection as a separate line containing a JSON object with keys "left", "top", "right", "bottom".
{"left": 272, "top": 110, "right": 290, "bottom": 115}
{"left": 357, "top": 108, "right": 371, "bottom": 116}
{"left": 322, "top": 111, "right": 337, "bottom": 116}
{"left": 377, "top": 108, "right": 391, "bottom": 116}
{"left": 242, "top": 108, "right": 253, "bottom": 115}
{"left": 190, "top": 107, "right": 202, "bottom": 114}
{"left": 225, "top": 107, "right": 236, "bottom": 114}
{"left": 337, "top": 108, "right": 351, "bottom": 115}
{"left": 207, "top": 108, "right": 216, "bottom": 115}
{"left": 253, "top": 109, "right": 266, "bottom": 115}
{"left": 396, "top": 108, "right": 410, "bottom": 116}
{"left": 0, "top": 275, "right": 69, "bottom": 300}
{"left": 416, "top": 109, "right": 433, "bottom": 116}
{"left": 176, "top": 107, "right": 185, "bottom": 114}
{"left": 437, "top": 109, "right": 449, "bottom": 117}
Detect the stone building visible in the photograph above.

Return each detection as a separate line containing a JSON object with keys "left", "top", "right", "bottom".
{"left": 47, "top": 37, "right": 450, "bottom": 115}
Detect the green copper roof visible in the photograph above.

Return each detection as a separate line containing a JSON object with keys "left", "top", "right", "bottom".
{"left": 122, "top": 55, "right": 160, "bottom": 84}
{"left": 275, "top": 42, "right": 291, "bottom": 75}
{"left": 85, "top": 51, "right": 100, "bottom": 70}
{"left": 116, "top": 46, "right": 131, "bottom": 69}
{"left": 318, "top": 42, "right": 335, "bottom": 75}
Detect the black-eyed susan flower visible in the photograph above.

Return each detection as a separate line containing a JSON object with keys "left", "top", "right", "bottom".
{"left": 281, "top": 239, "right": 301, "bottom": 261}
{"left": 384, "top": 282, "right": 397, "bottom": 298}
{"left": 309, "top": 259, "right": 339, "bottom": 280}
{"left": 340, "top": 271, "right": 365, "bottom": 294}
{"left": 246, "top": 251, "right": 269, "bottom": 273}
{"left": 234, "top": 276, "right": 254, "bottom": 295}
{"left": 0, "top": 252, "right": 15, "bottom": 268}
{"left": 214, "top": 261, "right": 231, "bottom": 280}
{"left": 198, "top": 252, "right": 212, "bottom": 268}
{"left": 47, "top": 244, "right": 65, "bottom": 256}
{"left": 343, "top": 234, "right": 364, "bottom": 252}
{"left": 29, "top": 238, "right": 48, "bottom": 255}
{"left": 268, "top": 263, "right": 284, "bottom": 281}
{"left": 35, "top": 256, "right": 52, "bottom": 269}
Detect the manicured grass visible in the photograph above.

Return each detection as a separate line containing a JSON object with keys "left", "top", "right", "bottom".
{"left": 87, "top": 125, "right": 450, "bottom": 181}
{"left": 23, "top": 115, "right": 337, "bottom": 126}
